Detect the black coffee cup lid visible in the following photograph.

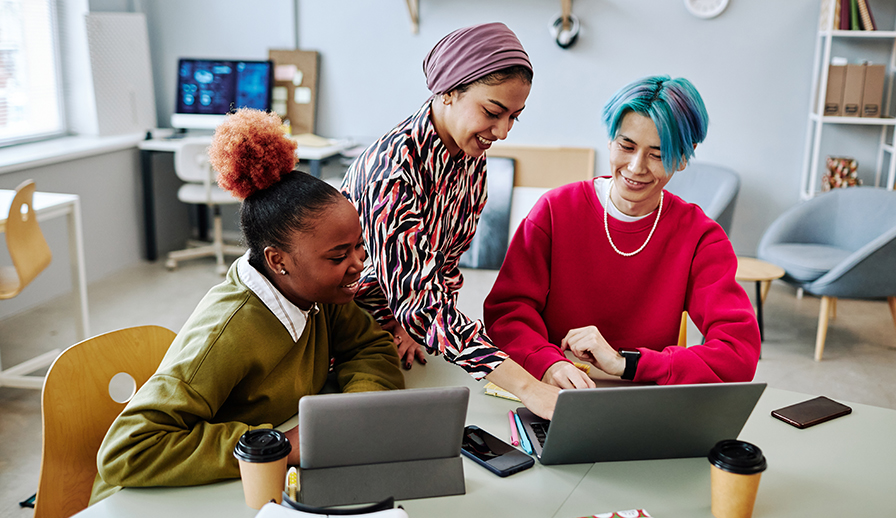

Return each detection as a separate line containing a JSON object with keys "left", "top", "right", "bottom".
{"left": 233, "top": 429, "right": 291, "bottom": 463}
{"left": 708, "top": 439, "right": 767, "bottom": 475}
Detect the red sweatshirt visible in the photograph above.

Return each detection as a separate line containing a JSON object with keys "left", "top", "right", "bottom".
{"left": 484, "top": 179, "right": 760, "bottom": 385}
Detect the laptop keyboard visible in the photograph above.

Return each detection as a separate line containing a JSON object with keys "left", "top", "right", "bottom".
{"left": 531, "top": 421, "right": 550, "bottom": 447}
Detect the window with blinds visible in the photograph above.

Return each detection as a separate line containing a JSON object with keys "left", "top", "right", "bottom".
{"left": 0, "top": 0, "right": 65, "bottom": 147}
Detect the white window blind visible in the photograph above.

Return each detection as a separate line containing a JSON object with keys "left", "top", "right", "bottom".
{"left": 0, "top": 0, "right": 65, "bottom": 146}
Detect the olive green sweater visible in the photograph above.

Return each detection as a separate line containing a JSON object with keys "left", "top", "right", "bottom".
{"left": 90, "top": 264, "right": 403, "bottom": 503}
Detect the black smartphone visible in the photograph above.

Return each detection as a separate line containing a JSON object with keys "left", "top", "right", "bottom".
{"left": 771, "top": 395, "right": 852, "bottom": 429}
{"left": 461, "top": 425, "right": 534, "bottom": 477}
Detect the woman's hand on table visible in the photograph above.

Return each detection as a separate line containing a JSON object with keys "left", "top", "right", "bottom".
{"left": 486, "top": 359, "right": 559, "bottom": 420}
{"left": 517, "top": 379, "right": 561, "bottom": 421}
{"left": 560, "top": 326, "right": 625, "bottom": 378}
{"left": 542, "top": 361, "right": 596, "bottom": 389}
{"left": 382, "top": 320, "right": 427, "bottom": 370}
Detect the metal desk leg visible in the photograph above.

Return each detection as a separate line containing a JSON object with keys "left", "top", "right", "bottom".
{"left": 197, "top": 204, "right": 209, "bottom": 242}
{"left": 140, "top": 149, "right": 158, "bottom": 261}
{"left": 309, "top": 159, "right": 322, "bottom": 178}
{"left": 66, "top": 198, "right": 90, "bottom": 341}
{"left": 755, "top": 281, "right": 764, "bottom": 341}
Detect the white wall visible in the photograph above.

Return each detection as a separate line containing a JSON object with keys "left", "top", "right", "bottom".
{"left": 140, "top": 0, "right": 296, "bottom": 129}
{"left": 5, "top": 0, "right": 892, "bottom": 320}
{"left": 295, "top": 0, "right": 894, "bottom": 255}
{"left": 0, "top": 149, "right": 147, "bottom": 320}
{"left": 0, "top": 0, "right": 297, "bottom": 320}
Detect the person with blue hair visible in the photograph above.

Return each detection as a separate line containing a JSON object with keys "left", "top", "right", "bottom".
{"left": 484, "top": 75, "right": 760, "bottom": 388}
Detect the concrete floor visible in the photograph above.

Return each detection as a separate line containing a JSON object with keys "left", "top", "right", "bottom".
{"left": 1, "top": 259, "right": 895, "bottom": 518}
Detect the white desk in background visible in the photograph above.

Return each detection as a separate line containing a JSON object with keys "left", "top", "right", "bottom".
{"left": 137, "top": 136, "right": 353, "bottom": 261}
{"left": 0, "top": 189, "right": 89, "bottom": 388}
{"left": 75, "top": 357, "right": 896, "bottom": 518}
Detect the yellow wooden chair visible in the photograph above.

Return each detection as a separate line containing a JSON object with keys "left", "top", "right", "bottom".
{"left": 34, "top": 325, "right": 176, "bottom": 518}
{"left": 1, "top": 179, "right": 56, "bottom": 389}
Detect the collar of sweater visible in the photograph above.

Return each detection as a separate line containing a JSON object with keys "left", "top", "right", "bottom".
{"left": 236, "top": 252, "right": 319, "bottom": 341}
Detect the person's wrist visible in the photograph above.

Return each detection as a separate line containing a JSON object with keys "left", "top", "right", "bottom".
{"left": 618, "top": 349, "right": 641, "bottom": 380}
{"left": 541, "top": 360, "right": 569, "bottom": 383}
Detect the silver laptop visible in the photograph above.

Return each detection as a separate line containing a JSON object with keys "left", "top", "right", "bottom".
{"left": 517, "top": 382, "right": 766, "bottom": 465}
{"left": 298, "top": 386, "right": 469, "bottom": 469}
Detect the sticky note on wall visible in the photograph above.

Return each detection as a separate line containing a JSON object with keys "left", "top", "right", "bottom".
{"left": 295, "top": 87, "right": 312, "bottom": 104}
{"left": 275, "top": 64, "right": 296, "bottom": 82}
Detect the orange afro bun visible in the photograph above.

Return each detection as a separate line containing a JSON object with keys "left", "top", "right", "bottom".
{"left": 208, "top": 108, "right": 298, "bottom": 199}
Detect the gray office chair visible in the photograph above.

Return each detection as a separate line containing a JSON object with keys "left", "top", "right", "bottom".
{"left": 757, "top": 186, "right": 896, "bottom": 360}
{"left": 165, "top": 139, "right": 244, "bottom": 275}
{"left": 665, "top": 162, "right": 741, "bottom": 235}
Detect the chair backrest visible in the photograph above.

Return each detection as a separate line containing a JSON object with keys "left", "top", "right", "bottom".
{"left": 1, "top": 179, "right": 52, "bottom": 299}
{"left": 35, "top": 325, "right": 177, "bottom": 518}
{"left": 815, "top": 187, "right": 896, "bottom": 251}
{"left": 665, "top": 162, "right": 741, "bottom": 235}
{"left": 173, "top": 140, "right": 214, "bottom": 184}
{"left": 764, "top": 187, "right": 896, "bottom": 252}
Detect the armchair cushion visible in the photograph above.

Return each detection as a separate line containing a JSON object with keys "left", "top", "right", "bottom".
{"left": 759, "top": 243, "right": 852, "bottom": 283}
{"left": 757, "top": 187, "right": 896, "bottom": 297}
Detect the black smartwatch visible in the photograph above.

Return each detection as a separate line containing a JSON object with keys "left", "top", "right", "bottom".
{"left": 619, "top": 349, "right": 641, "bottom": 381}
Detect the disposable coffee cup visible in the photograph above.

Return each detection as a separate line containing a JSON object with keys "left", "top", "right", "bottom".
{"left": 233, "top": 429, "right": 292, "bottom": 509}
{"left": 708, "top": 440, "right": 767, "bottom": 518}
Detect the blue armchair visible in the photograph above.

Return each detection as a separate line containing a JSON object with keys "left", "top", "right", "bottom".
{"left": 665, "top": 162, "right": 740, "bottom": 235}
{"left": 757, "top": 187, "right": 896, "bottom": 360}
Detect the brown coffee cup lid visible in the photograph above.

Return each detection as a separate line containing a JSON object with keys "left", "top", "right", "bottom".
{"left": 708, "top": 439, "right": 767, "bottom": 475}
{"left": 233, "top": 429, "right": 291, "bottom": 463}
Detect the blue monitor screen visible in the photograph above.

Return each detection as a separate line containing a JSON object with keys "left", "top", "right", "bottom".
{"left": 173, "top": 58, "right": 273, "bottom": 127}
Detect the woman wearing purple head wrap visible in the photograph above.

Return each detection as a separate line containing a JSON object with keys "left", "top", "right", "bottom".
{"left": 342, "top": 22, "right": 559, "bottom": 419}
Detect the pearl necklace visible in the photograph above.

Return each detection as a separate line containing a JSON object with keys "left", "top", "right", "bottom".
{"left": 604, "top": 181, "right": 663, "bottom": 257}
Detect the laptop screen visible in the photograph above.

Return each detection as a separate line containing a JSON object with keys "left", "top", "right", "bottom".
{"left": 171, "top": 58, "right": 273, "bottom": 129}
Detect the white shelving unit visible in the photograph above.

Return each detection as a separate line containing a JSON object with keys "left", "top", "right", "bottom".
{"left": 801, "top": 3, "right": 896, "bottom": 200}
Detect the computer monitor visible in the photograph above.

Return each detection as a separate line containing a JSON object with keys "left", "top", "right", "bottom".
{"left": 170, "top": 58, "right": 274, "bottom": 130}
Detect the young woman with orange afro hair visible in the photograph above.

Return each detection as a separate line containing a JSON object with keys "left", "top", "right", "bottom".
{"left": 90, "top": 109, "right": 403, "bottom": 503}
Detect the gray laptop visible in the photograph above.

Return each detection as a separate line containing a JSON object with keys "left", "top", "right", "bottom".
{"left": 297, "top": 386, "right": 469, "bottom": 506}
{"left": 517, "top": 382, "right": 766, "bottom": 465}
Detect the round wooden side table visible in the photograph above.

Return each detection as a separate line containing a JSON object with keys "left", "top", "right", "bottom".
{"left": 735, "top": 257, "right": 785, "bottom": 342}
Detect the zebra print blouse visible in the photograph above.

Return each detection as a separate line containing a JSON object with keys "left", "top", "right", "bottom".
{"left": 341, "top": 101, "right": 509, "bottom": 379}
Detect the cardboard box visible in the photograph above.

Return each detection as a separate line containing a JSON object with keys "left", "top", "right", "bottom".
{"left": 842, "top": 64, "right": 865, "bottom": 117}
{"left": 489, "top": 144, "right": 595, "bottom": 188}
{"left": 268, "top": 49, "right": 319, "bottom": 135}
{"left": 824, "top": 65, "right": 847, "bottom": 116}
{"left": 862, "top": 64, "right": 885, "bottom": 117}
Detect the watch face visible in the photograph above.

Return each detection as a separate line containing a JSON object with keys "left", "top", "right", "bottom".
{"left": 685, "top": 0, "right": 728, "bottom": 19}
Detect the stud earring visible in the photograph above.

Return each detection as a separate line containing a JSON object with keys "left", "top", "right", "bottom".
{"left": 280, "top": 269, "right": 287, "bottom": 275}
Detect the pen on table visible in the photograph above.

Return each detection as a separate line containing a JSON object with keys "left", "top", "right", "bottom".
{"left": 513, "top": 412, "right": 534, "bottom": 455}
{"left": 507, "top": 410, "right": 520, "bottom": 446}
{"left": 287, "top": 466, "right": 297, "bottom": 500}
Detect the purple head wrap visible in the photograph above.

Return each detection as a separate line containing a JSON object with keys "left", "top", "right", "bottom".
{"left": 423, "top": 22, "right": 532, "bottom": 95}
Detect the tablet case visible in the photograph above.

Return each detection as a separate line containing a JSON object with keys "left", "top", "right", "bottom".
{"left": 298, "top": 387, "right": 469, "bottom": 506}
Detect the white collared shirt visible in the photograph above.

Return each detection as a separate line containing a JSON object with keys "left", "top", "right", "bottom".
{"left": 593, "top": 177, "right": 652, "bottom": 222}
{"left": 236, "top": 251, "right": 319, "bottom": 342}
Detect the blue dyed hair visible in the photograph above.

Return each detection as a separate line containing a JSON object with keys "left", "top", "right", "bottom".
{"left": 602, "top": 75, "right": 708, "bottom": 175}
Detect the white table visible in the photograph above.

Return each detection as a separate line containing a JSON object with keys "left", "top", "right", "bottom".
{"left": 75, "top": 357, "right": 896, "bottom": 517}
{"left": 137, "top": 135, "right": 353, "bottom": 261}
{"left": 0, "top": 189, "right": 89, "bottom": 388}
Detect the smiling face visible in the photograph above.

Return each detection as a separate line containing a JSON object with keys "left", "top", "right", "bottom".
{"left": 264, "top": 198, "right": 366, "bottom": 310}
{"left": 434, "top": 77, "right": 530, "bottom": 158}
{"left": 607, "top": 112, "right": 685, "bottom": 217}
